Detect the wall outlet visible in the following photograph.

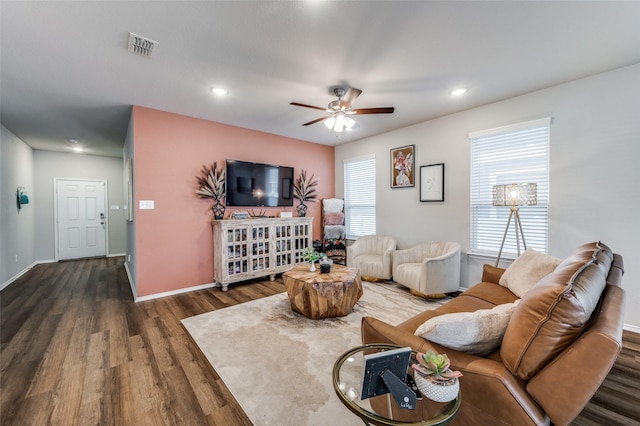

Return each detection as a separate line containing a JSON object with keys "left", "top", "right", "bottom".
{"left": 139, "top": 200, "right": 154, "bottom": 209}
{"left": 15, "top": 255, "right": 18, "bottom": 263}
{"left": 128, "top": 255, "right": 131, "bottom": 262}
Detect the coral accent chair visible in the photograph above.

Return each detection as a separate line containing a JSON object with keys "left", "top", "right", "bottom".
{"left": 347, "top": 235, "right": 397, "bottom": 281}
{"left": 392, "top": 241, "right": 461, "bottom": 296}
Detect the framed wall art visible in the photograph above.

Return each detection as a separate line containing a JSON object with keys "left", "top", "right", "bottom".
{"left": 390, "top": 144, "right": 415, "bottom": 188}
{"left": 420, "top": 163, "right": 444, "bottom": 202}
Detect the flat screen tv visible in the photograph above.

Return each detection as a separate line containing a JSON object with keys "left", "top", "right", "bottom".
{"left": 225, "top": 160, "right": 294, "bottom": 207}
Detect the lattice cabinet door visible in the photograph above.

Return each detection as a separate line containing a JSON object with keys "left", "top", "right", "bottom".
{"left": 274, "top": 222, "right": 293, "bottom": 268}
{"left": 292, "top": 221, "right": 312, "bottom": 264}
{"left": 225, "top": 225, "right": 249, "bottom": 279}
{"left": 251, "top": 223, "right": 271, "bottom": 273}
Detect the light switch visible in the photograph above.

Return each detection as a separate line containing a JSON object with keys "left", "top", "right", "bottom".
{"left": 139, "top": 200, "right": 155, "bottom": 209}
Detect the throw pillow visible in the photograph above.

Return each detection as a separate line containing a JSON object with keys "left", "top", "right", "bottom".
{"left": 414, "top": 301, "right": 519, "bottom": 356}
{"left": 499, "top": 248, "right": 562, "bottom": 298}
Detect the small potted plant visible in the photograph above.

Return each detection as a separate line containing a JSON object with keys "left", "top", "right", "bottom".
{"left": 293, "top": 169, "right": 318, "bottom": 217}
{"left": 196, "top": 162, "right": 226, "bottom": 219}
{"left": 411, "top": 350, "right": 462, "bottom": 402}
{"left": 302, "top": 246, "right": 321, "bottom": 272}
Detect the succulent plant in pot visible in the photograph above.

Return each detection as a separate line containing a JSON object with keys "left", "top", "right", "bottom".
{"left": 411, "top": 350, "right": 462, "bottom": 402}
{"left": 412, "top": 350, "right": 462, "bottom": 382}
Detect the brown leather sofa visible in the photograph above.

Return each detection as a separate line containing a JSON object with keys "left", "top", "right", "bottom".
{"left": 361, "top": 242, "right": 625, "bottom": 425}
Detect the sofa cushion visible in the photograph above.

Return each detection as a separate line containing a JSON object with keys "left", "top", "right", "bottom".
{"left": 398, "top": 282, "right": 514, "bottom": 333}
{"left": 414, "top": 301, "right": 520, "bottom": 356}
{"left": 501, "top": 242, "right": 613, "bottom": 381}
{"left": 458, "top": 281, "right": 520, "bottom": 307}
{"left": 393, "top": 263, "right": 421, "bottom": 287}
{"left": 351, "top": 254, "right": 387, "bottom": 279}
{"left": 499, "top": 248, "right": 563, "bottom": 297}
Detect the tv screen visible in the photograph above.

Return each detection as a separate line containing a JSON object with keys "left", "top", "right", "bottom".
{"left": 225, "top": 160, "right": 294, "bottom": 207}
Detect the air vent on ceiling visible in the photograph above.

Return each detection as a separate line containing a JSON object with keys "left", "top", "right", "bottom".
{"left": 127, "top": 32, "right": 158, "bottom": 58}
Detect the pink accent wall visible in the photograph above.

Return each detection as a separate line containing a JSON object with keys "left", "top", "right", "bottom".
{"left": 132, "top": 106, "right": 335, "bottom": 297}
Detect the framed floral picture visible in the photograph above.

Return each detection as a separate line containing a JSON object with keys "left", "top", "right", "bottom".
{"left": 420, "top": 163, "right": 445, "bottom": 202}
{"left": 391, "top": 144, "right": 415, "bottom": 188}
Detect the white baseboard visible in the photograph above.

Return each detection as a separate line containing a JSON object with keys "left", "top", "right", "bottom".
{"left": 108, "top": 252, "right": 126, "bottom": 258}
{"left": 135, "top": 281, "right": 218, "bottom": 302}
{"left": 0, "top": 264, "right": 34, "bottom": 291}
{"left": 0, "top": 259, "right": 56, "bottom": 291}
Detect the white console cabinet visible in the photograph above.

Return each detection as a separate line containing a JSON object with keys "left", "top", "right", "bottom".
{"left": 212, "top": 217, "right": 313, "bottom": 291}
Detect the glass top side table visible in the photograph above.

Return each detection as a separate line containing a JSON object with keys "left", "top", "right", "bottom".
{"left": 332, "top": 344, "right": 461, "bottom": 426}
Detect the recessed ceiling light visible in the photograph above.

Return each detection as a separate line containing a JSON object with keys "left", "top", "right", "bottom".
{"left": 210, "top": 87, "right": 228, "bottom": 96}
{"left": 68, "top": 138, "right": 79, "bottom": 144}
{"left": 450, "top": 88, "right": 468, "bottom": 96}
{"left": 72, "top": 147, "right": 83, "bottom": 153}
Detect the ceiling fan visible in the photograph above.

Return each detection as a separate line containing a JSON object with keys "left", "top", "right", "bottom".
{"left": 290, "top": 87, "right": 394, "bottom": 133}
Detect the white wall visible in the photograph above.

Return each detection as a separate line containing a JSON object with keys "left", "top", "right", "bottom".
{"left": 0, "top": 126, "right": 35, "bottom": 287}
{"left": 335, "top": 63, "right": 640, "bottom": 329}
{"left": 33, "top": 150, "right": 127, "bottom": 261}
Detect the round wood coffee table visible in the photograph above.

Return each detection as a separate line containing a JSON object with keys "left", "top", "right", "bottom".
{"left": 283, "top": 263, "right": 363, "bottom": 319}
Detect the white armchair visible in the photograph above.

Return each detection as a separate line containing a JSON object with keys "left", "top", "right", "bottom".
{"left": 392, "top": 241, "right": 461, "bottom": 297}
{"left": 347, "top": 235, "right": 397, "bottom": 281}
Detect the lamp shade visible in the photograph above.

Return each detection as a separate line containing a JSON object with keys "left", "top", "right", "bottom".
{"left": 324, "top": 112, "right": 357, "bottom": 133}
{"left": 492, "top": 183, "right": 537, "bottom": 206}
{"left": 324, "top": 116, "right": 336, "bottom": 130}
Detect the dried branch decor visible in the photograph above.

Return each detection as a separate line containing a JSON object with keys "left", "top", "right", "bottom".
{"left": 196, "top": 162, "right": 225, "bottom": 201}
{"left": 293, "top": 169, "right": 318, "bottom": 203}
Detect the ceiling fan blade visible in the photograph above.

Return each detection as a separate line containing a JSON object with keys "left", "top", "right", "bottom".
{"left": 351, "top": 107, "right": 395, "bottom": 115}
{"left": 339, "top": 88, "right": 362, "bottom": 109}
{"left": 302, "top": 117, "right": 328, "bottom": 126}
{"left": 290, "top": 102, "right": 327, "bottom": 111}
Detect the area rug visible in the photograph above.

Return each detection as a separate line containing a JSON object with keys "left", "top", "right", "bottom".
{"left": 182, "top": 282, "right": 446, "bottom": 426}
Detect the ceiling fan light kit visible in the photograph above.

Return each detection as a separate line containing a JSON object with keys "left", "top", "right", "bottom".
{"left": 324, "top": 111, "right": 356, "bottom": 133}
{"left": 291, "top": 87, "right": 394, "bottom": 134}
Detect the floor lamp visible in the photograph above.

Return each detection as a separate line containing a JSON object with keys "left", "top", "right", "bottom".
{"left": 493, "top": 183, "right": 537, "bottom": 266}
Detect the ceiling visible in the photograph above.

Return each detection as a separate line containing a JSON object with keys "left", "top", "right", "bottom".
{"left": 2, "top": 1, "right": 640, "bottom": 158}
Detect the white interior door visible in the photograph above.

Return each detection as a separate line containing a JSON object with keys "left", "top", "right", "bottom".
{"left": 56, "top": 179, "right": 107, "bottom": 260}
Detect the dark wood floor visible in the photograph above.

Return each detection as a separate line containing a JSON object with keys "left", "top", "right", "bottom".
{"left": 1, "top": 257, "right": 639, "bottom": 425}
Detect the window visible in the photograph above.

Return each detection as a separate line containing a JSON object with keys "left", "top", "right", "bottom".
{"left": 344, "top": 155, "right": 376, "bottom": 239}
{"left": 470, "top": 118, "right": 550, "bottom": 256}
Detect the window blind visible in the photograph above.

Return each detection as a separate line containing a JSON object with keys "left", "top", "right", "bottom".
{"left": 470, "top": 118, "right": 550, "bottom": 256}
{"left": 344, "top": 155, "right": 376, "bottom": 239}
